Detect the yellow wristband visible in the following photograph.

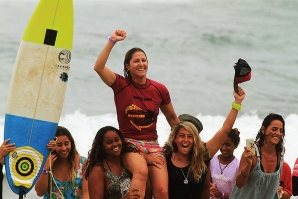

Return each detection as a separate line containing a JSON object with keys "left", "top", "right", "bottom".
{"left": 232, "top": 102, "right": 242, "bottom": 111}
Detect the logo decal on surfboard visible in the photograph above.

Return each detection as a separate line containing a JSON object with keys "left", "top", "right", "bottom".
{"left": 9, "top": 146, "right": 43, "bottom": 188}
{"left": 60, "top": 72, "right": 68, "bottom": 82}
{"left": 58, "top": 49, "right": 71, "bottom": 64}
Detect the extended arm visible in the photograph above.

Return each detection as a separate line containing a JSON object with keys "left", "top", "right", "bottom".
{"left": 201, "top": 165, "right": 211, "bottom": 199}
{"left": 94, "top": 30, "right": 126, "bottom": 86}
{"left": 160, "top": 102, "right": 179, "bottom": 128}
{"left": 206, "top": 87, "right": 245, "bottom": 158}
{"left": 88, "top": 166, "right": 106, "bottom": 199}
{"left": 35, "top": 154, "right": 57, "bottom": 196}
{"left": 35, "top": 140, "right": 57, "bottom": 196}
{"left": 82, "top": 159, "right": 90, "bottom": 199}
{"left": 235, "top": 146, "right": 254, "bottom": 188}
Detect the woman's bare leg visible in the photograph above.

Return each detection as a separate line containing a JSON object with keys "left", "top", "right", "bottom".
{"left": 122, "top": 152, "right": 148, "bottom": 199}
{"left": 144, "top": 178, "right": 152, "bottom": 199}
{"left": 148, "top": 157, "right": 168, "bottom": 199}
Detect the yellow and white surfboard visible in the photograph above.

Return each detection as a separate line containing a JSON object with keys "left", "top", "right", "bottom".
{"left": 4, "top": 0, "right": 73, "bottom": 195}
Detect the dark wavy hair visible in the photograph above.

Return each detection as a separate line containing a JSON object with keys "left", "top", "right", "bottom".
{"left": 255, "top": 113, "right": 285, "bottom": 153}
{"left": 84, "top": 126, "right": 128, "bottom": 179}
{"left": 55, "top": 126, "right": 78, "bottom": 184}
{"left": 123, "top": 47, "right": 147, "bottom": 81}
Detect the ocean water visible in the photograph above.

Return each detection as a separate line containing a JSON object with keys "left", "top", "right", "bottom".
{"left": 1, "top": 0, "right": 298, "bottom": 198}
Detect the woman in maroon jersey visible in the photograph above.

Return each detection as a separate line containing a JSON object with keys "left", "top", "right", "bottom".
{"left": 94, "top": 29, "right": 179, "bottom": 199}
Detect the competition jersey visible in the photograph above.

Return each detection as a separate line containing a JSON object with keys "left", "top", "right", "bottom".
{"left": 111, "top": 73, "right": 171, "bottom": 140}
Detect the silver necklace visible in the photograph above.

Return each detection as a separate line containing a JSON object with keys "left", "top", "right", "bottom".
{"left": 218, "top": 155, "right": 235, "bottom": 174}
{"left": 172, "top": 153, "right": 189, "bottom": 184}
{"left": 180, "top": 168, "right": 189, "bottom": 184}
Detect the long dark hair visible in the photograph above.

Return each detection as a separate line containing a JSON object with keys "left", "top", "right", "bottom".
{"left": 255, "top": 113, "right": 285, "bottom": 153}
{"left": 123, "top": 47, "right": 147, "bottom": 81}
{"left": 84, "top": 126, "right": 128, "bottom": 179}
{"left": 55, "top": 126, "right": 78, "bottom": 184}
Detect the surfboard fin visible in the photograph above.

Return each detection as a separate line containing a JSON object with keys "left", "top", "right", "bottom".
{"left": 18, "top": 187, "right": 26, "bottom": 199}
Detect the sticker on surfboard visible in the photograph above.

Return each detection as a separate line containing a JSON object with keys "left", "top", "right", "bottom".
{"left": 8, "top": 146, "right": 43, "bottom": 188}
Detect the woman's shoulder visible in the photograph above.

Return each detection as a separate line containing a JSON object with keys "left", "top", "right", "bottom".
{"left": 210, "top": 154, "right": 219, "bottom": 163}
{"left": 282, "top": 162, "right": 291, "bottom": 171}
{"left": 148, "top": 78, "right": 167, "bottom": 88}
{"left": 75, "top": 155, "right": 86, "bottom": 166}
{"left": 76, "top": 154, "right": 84, "bottom": 160}
{"left": 91, "top": 165, "right": 107, "bottom": 180}
{"left": 234, "top": 156, "right": 240, "bottom": 165}
{"left": 164, "top": 152, "right": 172, "bottom": 163}
{"left": 80, "top": 155, "right": 86, "bottom": 161}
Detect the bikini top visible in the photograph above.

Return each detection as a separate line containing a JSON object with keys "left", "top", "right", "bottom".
{"left": 105, "top": 168, "right": 132, "bottom": 199}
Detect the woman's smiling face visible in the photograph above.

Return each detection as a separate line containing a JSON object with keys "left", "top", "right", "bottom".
{"left": 102, "top": 130, "right": 123, "bottom": 157}
{"left": 55, "top": 135, "right": 71, "bottom": 158}
{"left": 263, "top": 120, "right": 284, "bottom": 145}
{"left": 125, "top": 51, "right": 148, "bottom": 83}
{"left": 174, "top": 127, "right": 194, "bottom": 156}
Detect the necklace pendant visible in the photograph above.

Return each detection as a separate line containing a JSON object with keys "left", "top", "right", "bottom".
{"left": 180, "top": 168, "right": 189, "bottom": 185}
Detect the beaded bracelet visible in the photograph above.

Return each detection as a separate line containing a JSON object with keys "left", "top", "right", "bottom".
{"left": 41, "top": 169, "right": 50, "bottom": 174}
{"left": 232, "top": 102, "right": 242, "bottom": 111}
{"left": 240, "top": 170, "right": 249, "bottom": 178}
{"left": 108, "top": 36, "right": 116, "bottom": 44}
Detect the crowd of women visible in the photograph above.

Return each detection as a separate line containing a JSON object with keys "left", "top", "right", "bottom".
{"left": 1, "top": 29, "right": 297, "bottom": 199}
